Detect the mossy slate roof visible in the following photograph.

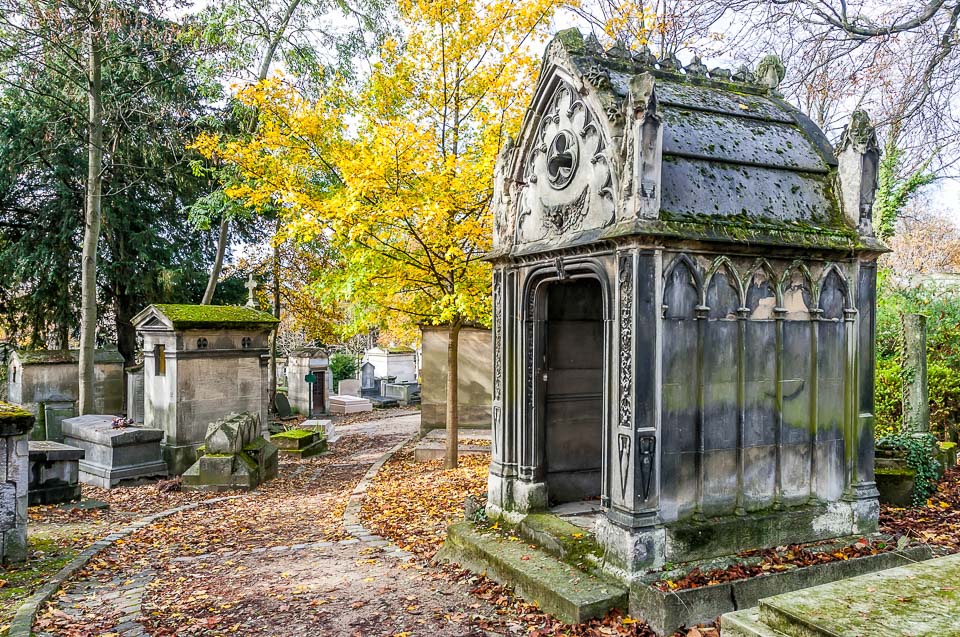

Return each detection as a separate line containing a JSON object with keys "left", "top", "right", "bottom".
{"left": 16, "top": 349, "right": 125, "bottom": 365}
{"left": 152, "top": 304, "right": 280, "bottom": 329}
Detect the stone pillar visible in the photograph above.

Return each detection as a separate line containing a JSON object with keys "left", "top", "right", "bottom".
{"left": 851, "top": 261, "right": 879, "bottom": 529}
{"left": 901, "top": 313, "right": 929, "bottom": 435}
{"left": 0, "top": 402, "right": 35, "bottom": 564}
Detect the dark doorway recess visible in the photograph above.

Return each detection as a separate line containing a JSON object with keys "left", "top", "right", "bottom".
{"left": 542, "top": 278, "right": 604, "bottom": 504}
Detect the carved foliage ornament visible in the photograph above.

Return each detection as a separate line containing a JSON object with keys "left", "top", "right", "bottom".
{"left": 515, "top": 81, "right": 617, "bottom": 244}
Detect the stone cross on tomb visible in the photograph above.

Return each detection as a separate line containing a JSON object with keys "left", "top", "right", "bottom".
{"left": 245, "top": 274, "right": 257, "bottom": 308}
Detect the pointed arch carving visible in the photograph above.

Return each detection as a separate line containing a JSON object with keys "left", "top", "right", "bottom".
{"left": 512, "top": 74, "right": 618, "bottom": 246}
{"left": 780, "top": 261, "right": 814, "bottom": 321}
{"left": 704, "top": 257, "right": 744, "bottom": 318}
{"left": 743, "top": 259, "right": 780, "bottom": 320}
{"left": 817, "top": 264, "right": 851, "bottom": 321}
{"left": 663, "top": 254, "right": 701, "bottom": 320}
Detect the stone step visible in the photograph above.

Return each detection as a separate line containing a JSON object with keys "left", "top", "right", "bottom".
{"left": 437, "top": 521, "right": 627, "bottom": 624}
{"left": 720, "top": 608, "right": 790, "bottom": 637}
{"left": 724, "top": 554, "right": 960, "bottom": 637}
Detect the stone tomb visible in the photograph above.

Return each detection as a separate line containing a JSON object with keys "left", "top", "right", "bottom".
{"left": 329, "top": 395, "right": 373, "bottom": 415}
{"left": 182, "top": 413, "right": 278, "bottom": 492}
{"left": 364, "top": 347, "right": 418, "bottom": 383}
{"left": 63, "top": 415, "right": 167, "bottom": 488}
{"left": 444, "top": 30, "right": 891, "bottom": 627}
{"left": 132, "top": 304, "right": 279, "bottom": 474}
{"left": 0, "top": 402, "right": 34, "bottom": 564}
{"left": 286, "top": 348, "right": 331, "bottom": 416}
{"left": 28, "top": 440, "right": 84, "bottom": 505}
{"left": 6, "top": 349, "right": 124, "bottom": 434}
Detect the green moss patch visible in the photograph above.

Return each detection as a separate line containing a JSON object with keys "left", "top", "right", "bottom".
{"left": 16, "top": 349, "right": 124, "bottom": 365}
{"left": 271, "top": 429, "right": 317, "bottom": 440}
{"left": 153, "top": 304, "right": 279, "bottom": 329}
{"left": 0, "top": 538, "right": 76, "bottom": 628}
{"left": 0, "top": 401, "right": 35, "bottom": 435}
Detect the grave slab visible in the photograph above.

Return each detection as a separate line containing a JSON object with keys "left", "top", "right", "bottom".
{"left": 28, "top": 440, "right": 84, "bottom": 505}
{"left": 723, "top": 553, "right": 960, "bottom": 637}
{"left": 329, "top": 395, "right": 373, "bottom": 415}
{"left": 62, "top": 415, "right": 168, "bottom": 488}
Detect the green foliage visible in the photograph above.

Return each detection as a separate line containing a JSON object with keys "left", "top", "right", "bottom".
{"left": 873, "top": 140, "right": 935, "bottom": 241}
{"left": 875, "top": 270, "right": 960, "bottom": 440}
{"left": 876, "top": 432, "right": 942, "bottom": 505}
{"left": 0, "top": 2, "right": 224, "bottom": 360}
{"left": 329, "top": 352, "right": 358, "bottom": 385}
{"left": 875, "top": 357, "right": 903, "bottom": 439}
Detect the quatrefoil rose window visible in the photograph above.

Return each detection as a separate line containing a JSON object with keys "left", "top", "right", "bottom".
{"left": 546, "top": 130, "right": 579, "bottom": 189}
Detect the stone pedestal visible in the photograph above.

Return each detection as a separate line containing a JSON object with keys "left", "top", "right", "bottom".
{"left": 0, "top": 402, "right": 35, "bottom": 564}
{"left": 63, "top": 415, "right": 168, "bottom": 488}
{"left": 28, "top": 441, "right": 84, "bottom": 505}
{"left": 270, "top": 429, "right": 328, "bottom": 458}
{"left": 902, "top": 313, "right": 929, "bottom": 434}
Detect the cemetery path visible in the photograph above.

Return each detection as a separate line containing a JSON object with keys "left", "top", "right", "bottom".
{"left": 30, "top": 413, "right": 513, "bottom": 637}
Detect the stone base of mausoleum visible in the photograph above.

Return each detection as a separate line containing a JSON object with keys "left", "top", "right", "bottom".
{"left": 440, "top": 511, "right": 928, "bottom": 635}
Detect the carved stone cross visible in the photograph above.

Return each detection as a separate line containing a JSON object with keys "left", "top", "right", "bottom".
{"left": 244, "top": 274, "right": 257, "bottom": 308}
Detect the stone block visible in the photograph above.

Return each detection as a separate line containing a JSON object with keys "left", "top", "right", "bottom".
{"left": 28, "top": 440, "right": 84, "bottom": 505}
{"left": 204, "top": 413, "right": 259, "bottom": 454}
{"left": 329, "top": 395, "right": 373, "bottom": 414}
{"left": 438, "top": 521, "right": 628, "bottom": 624}
{"left": 62, "top": 415, "right": 167, "bottom": 488}
{"left": 301, "top": 419, "right": 337, "bottom": 442}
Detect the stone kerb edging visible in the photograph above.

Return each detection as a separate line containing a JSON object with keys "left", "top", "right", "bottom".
{"left": 8, "top": 495, "right": 241, "bottom": 637}
{"left": 342, "top": 431, "right": 421, "bottom": 547}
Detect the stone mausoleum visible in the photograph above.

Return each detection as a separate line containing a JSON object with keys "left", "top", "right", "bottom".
{"left": 132, "top": 304, "right": 279, "bottom": 474}
{"left": 485, "top": 30, "right": 884, "bottom": 576}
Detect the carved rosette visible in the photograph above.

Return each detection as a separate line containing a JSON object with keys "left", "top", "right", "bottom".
{"left": 515, "top": 82, "right": 616, "bottom": 244}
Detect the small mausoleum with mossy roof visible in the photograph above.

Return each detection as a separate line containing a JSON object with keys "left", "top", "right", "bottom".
{"left": 131, "top": 304, "right": 279, "bottom": 474}
{"left": 479, "top": 29, "right": 886, "bottom": 582}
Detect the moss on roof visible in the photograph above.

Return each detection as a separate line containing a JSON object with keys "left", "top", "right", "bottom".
{"left": 153, "top": 304, "right": 280, "bottom": 330}
{"left": 16, "top": 349, "right": 125, "bottom": 365}
{"left": 0, "top": 401, "right": 35, "bottom": 433}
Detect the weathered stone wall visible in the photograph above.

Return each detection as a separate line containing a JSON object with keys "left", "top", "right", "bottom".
{"left": 7, "top": 359, "right": 123, "bottom": 417}
{"left": 421, "top": 326, "right": 492, "bottom": 431}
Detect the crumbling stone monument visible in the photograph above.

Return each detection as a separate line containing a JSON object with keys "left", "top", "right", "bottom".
{"left": 182, "top": 413, "right": 278, "bottom": 492}
{"left": 0, "top": 401, "right": 34, "bottom": 563}
{"left": 901, "top": 313, "right": 929, "bottom": 434}
{"left": 444, "top": 29, "right": 892, "bottom": 631}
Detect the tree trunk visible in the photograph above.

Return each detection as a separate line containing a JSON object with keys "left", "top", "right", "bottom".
{"left": 201, "top": 217, "right": 229, "bottom": 304}
{"left": 268, "top": 225, "right": 281, "bottom": 410}
{"left": 79, "top": 0, "right": 103, "bottom": 416}
{"left": 445, "top": 320, "right": 462, "bottom": 469}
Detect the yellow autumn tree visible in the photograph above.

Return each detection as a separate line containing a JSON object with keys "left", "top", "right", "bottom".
{"left": 193, "top": 0, "right": 567, "bottom": 467}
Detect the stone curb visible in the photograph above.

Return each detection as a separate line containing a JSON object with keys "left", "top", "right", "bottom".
{"left": 8, "top": 495, "right": 241, "bottom": 637}
{"left": 341, "top": 430, "right": 421, "bottom": 552}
